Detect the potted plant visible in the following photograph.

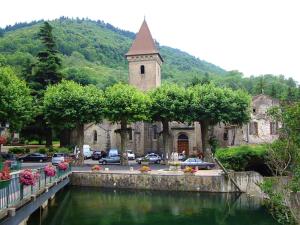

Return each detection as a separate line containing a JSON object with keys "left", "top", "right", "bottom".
{"left": 0, "top": 165, "right": 12, "bottom": 189}
{"left": 44, "top": 164, "right": 56, "bottom": 177}
{"left": 58, "top": 162, "right": 69, "bottom": 171}
{"left": 19, "top": 169, "right": 40, "bottom": 186}
{"left": 139, "top": 165, "right": 151, "bottom": 173}
{"left": 91, "top": 165, "right": 101, "bottom": 172}
{"left": 183, "top": 166, "right": 197, "bottom": 175}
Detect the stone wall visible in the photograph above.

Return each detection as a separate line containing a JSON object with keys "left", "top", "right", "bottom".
{"left": 70, "top": 171, "right": 263, "bottom": 196}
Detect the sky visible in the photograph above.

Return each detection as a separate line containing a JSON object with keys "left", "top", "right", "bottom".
{"left": 1, "top": 0, "right": 300, "bottom": 82}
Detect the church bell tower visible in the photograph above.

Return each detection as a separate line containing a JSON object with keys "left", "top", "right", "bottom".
{"left": 126, "top": 20, "right": 163, "bottom": 91}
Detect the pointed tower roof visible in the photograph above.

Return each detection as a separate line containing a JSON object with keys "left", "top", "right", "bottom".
{"left": 126, "top": 20, "right": 162, "bottom": 60}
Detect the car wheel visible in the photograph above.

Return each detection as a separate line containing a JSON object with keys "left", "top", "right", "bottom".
{"left": 102, "top": 160, "right": 107, "bottom": 165}
{"left": 20, "top": 159, "right": 24, "bottom": 163}
{"left": 206, "top": 166, "right": 211, "bottom": 170}
{"left": 156, "top": 160, "right": 161, "bottom": 164}
{"left": 138, "top": 161, "right": 141, "bottom": 164}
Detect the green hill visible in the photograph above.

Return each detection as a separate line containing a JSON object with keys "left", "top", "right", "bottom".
{"left": 0, "top": 17, "right": 226, "bottom": 89}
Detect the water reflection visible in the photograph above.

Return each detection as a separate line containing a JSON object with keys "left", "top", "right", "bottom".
{"left": 28, "top": 187, "right": 277, "bottom": 225}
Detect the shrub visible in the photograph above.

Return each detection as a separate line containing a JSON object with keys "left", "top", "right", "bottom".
{"left": 260, "top": 178, "right": 297, "bottom": 225}
{"left": 37, "top": 148, "right": 48, "bottom": 154}
{"left": 8, "top": 147, "right": 26, "bottom": 154}
{"left": 215, "top": 145, "right": 268, "bottom": 171}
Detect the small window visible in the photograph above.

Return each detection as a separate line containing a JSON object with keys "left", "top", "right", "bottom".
{"left": 249, "top": 122, "right": 258, "bottom": 135}
{"left": 128, "top": 129, "right": 133, "bottom": 141}
{"left": 270, "top": 121, "right": 278, "bottom": 135}
{"left": 93, "top": 130, "right": 97, "bottom": 143}
{"left": 140, "top": 65, "right": 145, "bottom": 74}
{"left": 223, "top": 130, "right": 228, "bottom": 140}
{"left": 153, "top": 125, "right": 158, "bottom": 140}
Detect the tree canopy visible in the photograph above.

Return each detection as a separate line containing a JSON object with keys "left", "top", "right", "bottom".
{"left": 104, "top": 83, "right": 150, "bottom": 164}
{"left": 149, "top": 84, "right": 190, "bottom": 157}
{"left": 43, "top": 80, "right": 104, "bottom": 129}
{"left": 0, "top": 66, "right": 33, "bottom": 131}
{"left": 190, "top": 84, "right": 251, "bottom": 152}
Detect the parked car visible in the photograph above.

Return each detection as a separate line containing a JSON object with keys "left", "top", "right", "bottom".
{"left": 107, "top": 149, "right": 118, "bottom": 157}
{"left": 181, "top": 158, "right": 215, "bottom": 169}
{"left": 126, "top": 150, "right": 135, "bottom": 160}
{"left": 51, "top": 153, "right": 67, "bottom": 165}
{"left": 136, "top": 153, "right": 161, "bottom": 164}
{"left": 74, "top": 144, "right": 93, "bottom": 159}
{"left": 178, "top": 153, "right": 186, "bottom": 161}
{"left": 91, "top": 151, "right": 103, "bottom": 160}
{"left": 99, "top": 155, "right": 120, "bottom": 165}
{"left": 0, "top": 153, "right": 19, "bottom": 169}
{"left": 18, "top": 153, "right": 48, "bottom": 162}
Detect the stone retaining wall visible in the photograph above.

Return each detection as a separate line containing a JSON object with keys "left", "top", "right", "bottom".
{"left": 70, "top": 171, "right": 263, "bottom": 195}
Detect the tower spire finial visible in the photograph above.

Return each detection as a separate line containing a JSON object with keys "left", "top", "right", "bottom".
{"left": 144, "top": 15, "right": 146, "bottom": 21}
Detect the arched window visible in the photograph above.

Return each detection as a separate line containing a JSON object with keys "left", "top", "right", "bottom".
{"left": 140, "top": 65, "right": 145, "bottom": 74}
{"left": 93, "top": 130, "right": 97, "bottom": 143}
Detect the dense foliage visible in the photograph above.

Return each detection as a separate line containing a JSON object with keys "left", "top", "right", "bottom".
{"left": 215, "top": 145, "right": 268, "bottom": 171}
{"left": 0, "top": 66, "right": 33, "bottom": 131}
{"left": 190, "top": 84, "right": 251, "bottom": 151}
{"left": 43, "top": 80, "right": 104, "bottom": 164}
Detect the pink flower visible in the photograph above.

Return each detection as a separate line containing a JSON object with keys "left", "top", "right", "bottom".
{"left": 44, "top": 164, "right": 56, "bottom": 177}
{"left": 58, "top": 162, "right": 68, "bottom": 171}
{"left": 19, "top": 169, "right": 39, "bottom": 186}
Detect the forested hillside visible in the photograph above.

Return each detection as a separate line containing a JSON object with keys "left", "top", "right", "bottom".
{"left": 0, "top": 17, "right": 299, "bottom": 100}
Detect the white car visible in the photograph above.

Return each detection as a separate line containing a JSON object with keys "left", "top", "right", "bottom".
{"left": 52, "top": 153, "right": 66, "bottom": 165}
{"left": 126, "top": 150, "right": 135, "bottom": 160}
{"left": 74, "top": 144, "right": 93, "bottom": 159}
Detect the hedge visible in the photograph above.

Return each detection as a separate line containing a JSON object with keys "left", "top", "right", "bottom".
{"left": 215, "top": 145, "right": 268, "bottom": 171}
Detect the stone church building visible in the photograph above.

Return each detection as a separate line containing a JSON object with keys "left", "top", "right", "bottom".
{"left": 82, "top": 20, "right": 280, "bottom": 157}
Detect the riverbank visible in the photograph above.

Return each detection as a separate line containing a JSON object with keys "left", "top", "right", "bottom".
{"left": 70, "top": 170, "right": 263, "bottom": 196}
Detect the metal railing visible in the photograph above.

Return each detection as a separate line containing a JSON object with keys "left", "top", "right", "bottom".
{"left": 0, "top": 166, "right": 71, "bottom": 211}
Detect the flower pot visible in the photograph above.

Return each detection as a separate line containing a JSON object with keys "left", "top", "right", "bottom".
{"left": 0, "top": 179, "right": 11, "bottom": 189}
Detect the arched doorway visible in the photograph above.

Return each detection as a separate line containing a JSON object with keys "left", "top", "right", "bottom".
{"left": 177, "top": 134, "right": 189, "bottom": 155}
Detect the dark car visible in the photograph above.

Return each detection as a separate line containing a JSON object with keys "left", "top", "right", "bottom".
{"left": 136, "top": 153, "right": 161, "bottom": 164}
{"left": 92, "top": 151, "right": 103, "bottom": 160}
{"left": 181, "top": 158, "right": 215, "bottom": 169}
{"left": 18, "top": 153, "right": 48, "bottom": 162}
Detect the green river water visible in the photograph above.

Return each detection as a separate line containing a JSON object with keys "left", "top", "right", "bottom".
{"left": 27, "top": 187, "right": 278, "bottom": 225}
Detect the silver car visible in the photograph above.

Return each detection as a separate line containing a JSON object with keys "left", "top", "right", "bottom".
{"left": 181, "top": 158, "right": 215, "bottom": 169}
{"left": 51, "top": 153, "right": 66, "bottom": 165}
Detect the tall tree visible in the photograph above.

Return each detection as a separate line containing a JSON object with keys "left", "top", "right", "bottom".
{"left": 149, "top": 84, "right": 190, "bottom": 160}
{"left": 25, "top": 22, "right": 63, "bottom": 147}
{"left": 190, "top": 84, "right": 250, "bottom": 154}
{"left": 43, "top": 80, "right": 104, "bottom": 164}
{"left": 104, "top": 83, "right": 150, "bottom": 165}
{"left": 0, "top": 66, "right": 33, "bottom": 145}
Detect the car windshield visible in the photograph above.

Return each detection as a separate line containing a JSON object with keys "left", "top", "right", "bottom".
{"left": 53, "top": 153, "right": 64, "bottom": 157}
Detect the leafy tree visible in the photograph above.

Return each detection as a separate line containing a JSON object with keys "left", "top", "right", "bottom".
{"left": 43, "top": 80, "right": 104, "bottom": 164}
{"left": 104, "top": 83, "right": 150, "bottom": 165}
{"left": 190, "top": 84, "right": 250, "bottom": 154}
{"left": 0, "top": 66, "right": 33, "bottom": 133}
{"left": 149, "top": 84, "right": 190, "bottom": 159}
